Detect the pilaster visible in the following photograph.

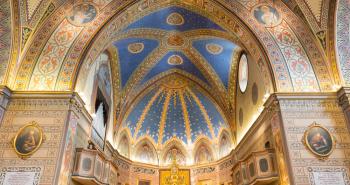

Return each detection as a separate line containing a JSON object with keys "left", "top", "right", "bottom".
{"left": 0, "top": 91, "right": 93, "bottom": 185}
{"left": 0, "top": 86, "right": 12, "bottom": 124}
{"left": 267, "top": 92, "right": 350, "bottom": 185}
{"left": 337, "top": 87, "right": 350, "bottom": 129}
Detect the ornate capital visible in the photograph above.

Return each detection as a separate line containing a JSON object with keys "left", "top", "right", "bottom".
{"left": 337, "top": 87, "right": 350, "bottom": 111}
{"left": 264, "top": 94, "right": 280, "bottom": 113}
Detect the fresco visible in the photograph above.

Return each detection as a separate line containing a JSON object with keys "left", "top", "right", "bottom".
{"left": 164, "top": 148, "right": 186, "bottom": 166}
{"left": 219, "top": 134, "right": 231, "bottom": 157}
{"left": 122, "top": 82, "right": 229, "bottom": 145}
{"left": 253, "top": 5, "right": 281, "bottom": 27}
{"left": 195, "top": 145, "right": 213, "bottom": 164}
{"left": 136, "top": 143, "right": 156, "bottom": 164}
{"left": 68, "top": 3, "right": 97, "bottom": 26}
{"left": 118, "top": 135, "right": 130, "bottom": 158}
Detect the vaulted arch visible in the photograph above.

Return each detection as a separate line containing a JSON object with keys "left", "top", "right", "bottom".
{"left": 12, "top": 0, "right": 334, "bottom": 94}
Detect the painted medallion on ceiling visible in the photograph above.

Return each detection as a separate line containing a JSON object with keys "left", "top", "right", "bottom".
{"left": 253, "top": 4, "right": 281, "bottom": 27}
{"left": 68, "top": 3, "right": 98, "bottom": 26}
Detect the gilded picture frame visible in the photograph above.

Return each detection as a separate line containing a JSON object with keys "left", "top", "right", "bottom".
{"left": 12, "top": 121, "right": 45, "bottom": 159}
{"left": 303, "top": 122, "right": 335, "bottom": 158}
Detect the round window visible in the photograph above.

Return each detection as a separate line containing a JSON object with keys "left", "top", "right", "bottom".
{"left": 238, "top": 53, "right": 248, "bottom": 92}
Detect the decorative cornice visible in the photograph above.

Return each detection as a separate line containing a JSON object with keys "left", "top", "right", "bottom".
{"left": 7, "top": 90, "right": 92, "bottom": 122}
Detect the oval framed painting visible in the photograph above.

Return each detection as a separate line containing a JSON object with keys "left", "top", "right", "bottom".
{"left": 238, "top": 53, "right": 249, "bottom": 93}
{"left": 303, "top": 122, "right": 335, "bottom": 158}
{"left": 13, "top": 121, "right": 44, "bottom": 158}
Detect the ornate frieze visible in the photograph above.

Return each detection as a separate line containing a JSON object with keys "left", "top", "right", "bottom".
{"left": 219, "top": 158, "right": 235, "bottom": 170}
{"left": 132, "top": 166, "right": 157, "bottom": 174}
{"left": 192, "top": 166, "right": 216, "bottom": 175}
{"left": 113, "top": 158, "right": 130, "bottom": 170}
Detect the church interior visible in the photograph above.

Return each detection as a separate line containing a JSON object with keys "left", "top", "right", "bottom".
{"left": 0, "top": 0, "right": 350, "bottom": 185}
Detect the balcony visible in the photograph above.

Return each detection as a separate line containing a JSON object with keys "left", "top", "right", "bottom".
{"left": 232, "top": 149, "right": 278, "bottom": 185}
{"left": 72, "top": 148, "right": 118, "bottom": 185}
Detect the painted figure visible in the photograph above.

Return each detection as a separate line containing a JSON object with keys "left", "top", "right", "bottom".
{"left": 69, "top": 3, "right": 97, "bottom": 25}
{"left": 254, "top": 5, "right": 280, "bottom": 26}
{"left": 23, "top": 130, "right": 37, "bottom": 152}
{"left": 260, "top": 5, "right": 278, "bottom": 25}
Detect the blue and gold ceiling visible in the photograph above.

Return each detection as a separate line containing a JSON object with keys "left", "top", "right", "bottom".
{"left": 121, "top": 77, "right": 230, "bottom": 145}
{"left": 111, "top": 5, "right": 240, "bottom": 102}
{"left": 114, "top": 6, "right": 237, "bottom": 149}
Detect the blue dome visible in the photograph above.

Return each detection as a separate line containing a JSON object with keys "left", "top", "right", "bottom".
{"left": 121, "top": 79, "right": 229, "bottom": 145}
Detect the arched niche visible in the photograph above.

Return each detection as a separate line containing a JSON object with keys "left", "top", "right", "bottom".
{"left": 193, "top": 139, "right": 214, "bottom": 165}
{"left": 219, "top": 130, "right": 232, "bottom": 158}
{"left": 161, "top": 139, "right": 188, "bottom": 166}
{"left": 134, "top": 139, "right": 158, "bottom": 165}
{"left": 117, "top": 132, "right": 130, "bottom": 158}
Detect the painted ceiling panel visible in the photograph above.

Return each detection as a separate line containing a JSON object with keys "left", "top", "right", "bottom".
{"left": 193, "top": 88, "right": 226, "bottom": 136}
{"left": 124, "top": 6, "right": 224, "bottom": 32}
{"left": 123, "top": 88, "right": 158, "bottom": 135}
{"left": 185, "top": 90, "right": 212, "bottom": 141}
{"left": 140, "top": 51, "right": 209, "bottom": 85}
{"left": 136, "top": 91, "right": 166, "bottom": 142}
{"left": 192, "top": 38, "right": 237, "bottom": 89}
{"left": 113, "top": 38, "right": 159, "bottom": 87}
{"left": 122, "top": 81, "right": 230, "bottom": 145}
{"left": 162, "top": 94, "right": 188, "bottom": 144}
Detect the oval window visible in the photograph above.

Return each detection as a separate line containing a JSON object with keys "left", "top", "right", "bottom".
{"left": 238, "top": 53, "right": 248, "bottom": 92}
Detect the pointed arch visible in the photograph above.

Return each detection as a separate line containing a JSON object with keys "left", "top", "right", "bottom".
{"left": 133, "top": 138, "right": 159, "bottom": 165}
{"left": 193, "top": 138, "right": 215, "bottom": 164}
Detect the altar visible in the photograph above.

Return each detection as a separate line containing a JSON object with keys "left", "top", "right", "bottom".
{"left": 159, "top": 149, "right": 191, "bottom": 185}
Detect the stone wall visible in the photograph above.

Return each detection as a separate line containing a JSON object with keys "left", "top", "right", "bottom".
{"left": 277, "top": 93, "right": 350, "bottom": 184}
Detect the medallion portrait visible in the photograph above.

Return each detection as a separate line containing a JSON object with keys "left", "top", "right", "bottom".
{"left": 68, "top": 3, "right": 97, "bottom": 26}
{"left": 13, "top": 122, "right": 44, "bottom": 158}
{"left": 303, "top": 123, "right": 334, "bottom": 157}
{"left": 253, "top": 5, "right": 281, "bottom": 27}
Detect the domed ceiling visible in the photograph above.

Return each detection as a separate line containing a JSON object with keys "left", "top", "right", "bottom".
{"left": 111, "top": 6, "right": 240, "bottom": 111}
{"left": 121, "top": 77, "right": 230, "bottom": 146}
{"left": 114, "top": 5, "right": 237, "bottom": 163}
